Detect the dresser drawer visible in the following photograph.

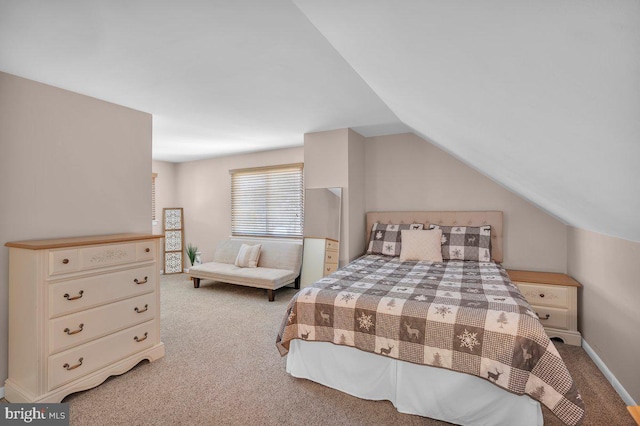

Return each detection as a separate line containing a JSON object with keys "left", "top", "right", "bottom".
{"left": 79, "top": 243, "right": 137, "bottom": 270}
{"left": 49, "top": 250, "right": 80, "bottom": 275}
{"left": 516, "top": 282, "right": 568, "bottom": 308}
{"left": 324, "top": 250, "right": 338, "bottom": 264}
{"left": 136, "top": 241, "right": 156, "bottom": 261}
{"left": 49, "top": 265, "right": 155, "bottom": 318}
{"left": 49, "top": 292, "right": 156, "bottom": 354}
{"left": 48, "top": 321, "right": 155, "bottom": 391}
{"left": 326, "top": 239, "right": 338, "bottom": 251}
{"left": 49, "top": 243, "right": 141, "bottom": 277}
{"left": 531, "top": 305, "right": 569, "bottom": 330}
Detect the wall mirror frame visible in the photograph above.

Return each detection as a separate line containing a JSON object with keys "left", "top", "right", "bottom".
{"left": 300, "top": 187, "right": 342, "bottom": 288}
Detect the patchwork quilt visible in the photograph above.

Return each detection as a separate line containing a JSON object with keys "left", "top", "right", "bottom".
{"left": 276, "top": 255, "right": 585, "bottom": 426}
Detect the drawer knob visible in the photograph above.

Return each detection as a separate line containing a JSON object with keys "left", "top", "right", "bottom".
{"left": 64, "top": 323, "right": 84, "bottom": 335}
{"left": 327, "top": 255, "right": 332, "bottom": 259}
{"left": 134, "top": 332, "right": 148, "bottom": 342}
{"left": 62, "top": 258, "right": 70, "bottom": 264}
{"left": 145, "top": 248, "right": 150, "bottom": 253}
{"left": 536, "top": 313, "right": 550, "bottom": 320}
{"left": 539, "top": 293, "right": 545, "bottom": 298}
{"left": 63, "top": 357, "right": 84, "bottom": 371}
{"left": 134, "top": 276, "right": 148, "bottom": 285}
{"left": 134, "top": 304, "right": 149, "bottom": 313}
{"left": 63, "top": 290, "right": 84, "bottom": 301}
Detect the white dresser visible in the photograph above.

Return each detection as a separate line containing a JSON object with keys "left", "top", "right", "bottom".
{"left": 507, "top": 269, "right": 582, "bottom": 346}
{"left": 300, "top": 238, "right": 339, "bottom": 288}
{"left": 4, "top": 233, "right": 165, "bottom": 403}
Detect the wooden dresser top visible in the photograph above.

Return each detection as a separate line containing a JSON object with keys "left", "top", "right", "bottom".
{"left": 5, "top": 233, "right": 163, "bottom": 250}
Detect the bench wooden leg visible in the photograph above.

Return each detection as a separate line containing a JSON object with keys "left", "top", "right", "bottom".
{"left": 193, "top": 277, "right": 200, "bottom": 288}
{"left": 268, "top": 289, "right": 275, "bottom": 302}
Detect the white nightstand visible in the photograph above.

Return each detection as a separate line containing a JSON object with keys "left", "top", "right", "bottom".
{"left": 507, "top": 270, "right": 582, "bottom": 346}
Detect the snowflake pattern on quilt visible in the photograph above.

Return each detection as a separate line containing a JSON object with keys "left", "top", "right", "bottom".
{"left": 277, "top": 255, "right": 585, "bottom": 426}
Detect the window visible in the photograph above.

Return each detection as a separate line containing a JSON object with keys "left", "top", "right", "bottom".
{"left": 231, "top": 163, "right": 304, "bottom": 238}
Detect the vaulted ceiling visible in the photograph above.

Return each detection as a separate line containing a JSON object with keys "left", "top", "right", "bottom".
{"left": 1, "top": 0, "right": 638, "bottom": 241}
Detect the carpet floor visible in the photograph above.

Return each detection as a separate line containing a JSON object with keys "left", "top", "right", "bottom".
{"left": 2, "top": 274, "right": 635, "bottom": 425}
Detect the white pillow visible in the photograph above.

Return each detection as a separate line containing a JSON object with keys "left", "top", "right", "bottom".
{"left": 235, "top": 244, "right": 262, "bottom": 268}
{"left": 399, "top": 229, "right": 443, "bottom": 262}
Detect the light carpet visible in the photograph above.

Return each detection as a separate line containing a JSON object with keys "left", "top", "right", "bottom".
{"left": 2, "top": 273, "right": 635, "bottom": 425}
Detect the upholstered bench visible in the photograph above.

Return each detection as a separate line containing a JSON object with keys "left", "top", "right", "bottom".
{"left": 187, "top": 239, "right": 302, "bottom": 301}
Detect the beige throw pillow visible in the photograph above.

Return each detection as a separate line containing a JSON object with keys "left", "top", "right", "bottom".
{"left": 235, "top": 244, "right": 262, "bottom": 268}
{"left": 399, "top": 229, "right": 443, "bottom": 262}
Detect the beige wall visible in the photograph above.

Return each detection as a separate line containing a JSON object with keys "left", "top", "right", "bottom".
{"left": 174, "top": 147, "right": 304, "bottom": 263}
{"left": 567, "top": 227, "right": 640, "bottom": 403}
{"left": 152, "top": 160, "right": 178, "bottom": 268}
{"left": 152, "top": 160, "right": 178, "bottom": 234}
{"left": 0, "top": 72, "right": 152, "bottom": 389}
{"left": 364, "top": 133, "right": 567, "bottom": 271}
{"left": 304, "top": 128, "right": 368, "bottom": 263}
{"left": 347, "top": 129, "right": 366, "bottom": 261}
{"left": 304, "top": 129, "right": 350, "bottom": 264}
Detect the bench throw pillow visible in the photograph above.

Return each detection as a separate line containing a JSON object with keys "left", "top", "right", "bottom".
{"left": 428, "top": 224, "right": 491, "bottom": 261}
{"left": 235, "top": 243, "right": 262, "bottom": 268}
{"left": 399, "top": 229, "right": 443, "bottom": 262}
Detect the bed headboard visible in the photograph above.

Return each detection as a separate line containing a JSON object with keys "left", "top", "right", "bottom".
{"left": 365, "top": 211, "right": 504, "bottom": 263}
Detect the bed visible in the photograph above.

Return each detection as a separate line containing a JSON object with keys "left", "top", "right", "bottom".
{"left": 277, "top": 211, "right": 585, "bottom": 426}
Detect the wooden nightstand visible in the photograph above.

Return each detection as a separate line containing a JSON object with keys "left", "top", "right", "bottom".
{"left": 507, "top": 270, "right": 582, "bottom": 346}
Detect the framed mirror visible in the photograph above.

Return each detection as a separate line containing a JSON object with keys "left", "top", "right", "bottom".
{"left": 301, "top": 187, "right": 342, "bottom": 287}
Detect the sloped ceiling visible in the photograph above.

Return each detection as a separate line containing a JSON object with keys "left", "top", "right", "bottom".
{"left": 0, "top": 0, "right": 407, "bottom": 162}
{"left": 1, "top": 1, "right": 638, "bottom": 242}
{"left": 294, "top": 0, "right": 640, "bottom": 242}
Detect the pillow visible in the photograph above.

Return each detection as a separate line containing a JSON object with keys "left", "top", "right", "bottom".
{"left": 235, "top": 243, "right": 262, "bottom": 268}
{"left": 428, "top": 225, "right": 491, "bottom": 261}
{"left": 399, "top": 229, "right": 443, "bottom": 262}
{"left": 367, "top": 223, "right": 424, "bottom": 256}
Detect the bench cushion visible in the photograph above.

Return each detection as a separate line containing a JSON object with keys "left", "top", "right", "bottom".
{"left": 213, "top": 239, "right": 302, "bottom": 272}
{"left": 189, "top": 262, "right": 297, "bottom": 290}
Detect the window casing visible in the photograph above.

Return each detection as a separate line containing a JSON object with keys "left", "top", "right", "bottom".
{"left": 231, "top": 163, "right": 304, "bottom": 238}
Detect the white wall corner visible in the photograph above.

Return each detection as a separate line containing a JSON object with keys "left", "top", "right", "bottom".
{"left": 582, "top": 339, "right": 637, "bottom": 406}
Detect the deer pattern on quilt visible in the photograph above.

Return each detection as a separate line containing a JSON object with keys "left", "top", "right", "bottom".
{"left": 277, "top": 255, "right": 585, "bottom": 426}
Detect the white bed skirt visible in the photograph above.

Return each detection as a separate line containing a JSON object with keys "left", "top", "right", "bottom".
{"left": 287, "top": 340, "right": 543, "bottom": 426}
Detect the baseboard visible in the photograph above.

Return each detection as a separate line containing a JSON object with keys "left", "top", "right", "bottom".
{"left": 582, "top": 339, "right": 637, "bottom": 406}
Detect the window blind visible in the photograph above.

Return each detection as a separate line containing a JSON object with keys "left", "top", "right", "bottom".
{"left": 231, "top": 163, "right": 304, "bottom": 238}
{"left": 152, "top": 173, "right": 157, "bottom": 221}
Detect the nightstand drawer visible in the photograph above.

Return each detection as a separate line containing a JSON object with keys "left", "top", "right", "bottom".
{"left": 531, "top": 305, "right": 569, "bottom": 330}
{"left": 324, "top": 263, "right": 338, "bottom": 275}
{"left": 516, "top": 282, "right": 568, "bottom": 308}
{"left": 324, "top": 250, "right": 338, "bottom": 264}
{"left": 326, "top": 239, "right": 338, "bottom": 251}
